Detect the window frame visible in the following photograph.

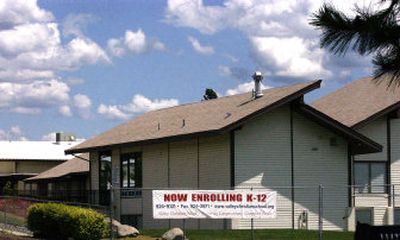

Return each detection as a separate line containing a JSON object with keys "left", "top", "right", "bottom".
{"left": 120, "top": 152, "right": 142, "bottom": 189}
{"left": 354, "top": 161, "right": 387, "bottom": 194}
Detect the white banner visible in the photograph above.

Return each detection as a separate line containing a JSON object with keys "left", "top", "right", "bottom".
{"left": 152, "top": 190, "right": 276, "bottom": 219}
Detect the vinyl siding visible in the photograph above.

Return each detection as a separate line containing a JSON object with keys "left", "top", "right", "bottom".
{"left": 354, "top": 195, "right": 389, "bottom": 225}
{"left": 122, "top": 135, "right": 231, "bottom": 229}
{"left": 391, "top": 118, "right": 400, "bottom": 207}
{"left": 353, "top": 117, "right": 390, "bottom": 227}
{"left": 293, "top": 112, "right": 348, "bottom": 231}
{"left": 233, "top": 106, "right": 292, "bottom": 229}
{"left": 233, "top": 106, "right": 349, "bottom": 230}
{"left": 355, "top": 117, "right": 387, "bottom": 162}
{"left": 90, "top": 151, "right": 99, "bottom": 191}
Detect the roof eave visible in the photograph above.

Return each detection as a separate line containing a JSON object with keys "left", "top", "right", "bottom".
{"left": 352, "top": 102, "right": 400, "bottom": 129}
{"left": 295, "top": 104, "right": 382, "bottom": 155}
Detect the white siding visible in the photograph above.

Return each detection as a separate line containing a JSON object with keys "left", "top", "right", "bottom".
{"left": 355, "top": 117, "right": 387, "bottom": 162}
{"left": 293, "top": 112, "right": 348, "bottom": 231}
{"left": 233, "top": 106, "right": 349, "bottom": 231}
{"left": 353, "top": 117, "right": 390, "bottom": 227}
{"left": 354, "top": 195, "right": 389, "bottom": 225}
{"left": 233, "top": 106, "right": 292, "bottom": 229}
{"left": 124, "top": 136, "right": 231, "bottom": 229}
{"left": 391, "top": 118, "right": 400, "bottom": 206}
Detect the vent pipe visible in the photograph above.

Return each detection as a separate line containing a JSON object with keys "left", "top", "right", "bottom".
{"left": 252, "top": 71, "right": 263, "bottom": 98}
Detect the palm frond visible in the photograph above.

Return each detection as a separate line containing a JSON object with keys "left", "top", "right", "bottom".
{"left": 372, "top": 48, "right": 400, "bottom": 87}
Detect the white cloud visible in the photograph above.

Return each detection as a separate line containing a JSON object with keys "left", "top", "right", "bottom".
{"left": 98, "top": 104, "right": 130, "bottom": 120}
{"left": 0, "top": 1, "right": 109, "bottom": 115}
{"left": 0, "top": 79, "right": 70, "bottom": 114}
{"left": 107, "top": 38, "right": 126, "bottom": 57}
{"left": 250, "top": 36, "right": 330, "bottom": 78}
{"left": 226, "top": 80, "right": 270, "bottom": 96}
{"left": 0, "top": 0, "right": 54, "bottom": 29}
{"left": 63, "top": 13, "right": 96, "bottom": 37}
{"left": 188, "top": 36, "right": 214, "bottom": 55}
{"left": 42, "top": 132, "right": 56, "bottom": 141}
{"left": 73, "top": 93, "right": 92, "bottom": 119}
{"left": 107, "top": 29, "right": 166, "bottom": 57}
{"left": 125, "top": 29, "right": 147, "bottom": 54}
{"left": 98, "top": 94, "right": 179, "bottom": 120}
{"left": 0, "top": 125, "right": 27, "bottom": 141}
{"left": 165, "top": 0, "right": 375, "bottom": 82}
{"left": 59, "top": 105, "right": 72, "bottom": 117}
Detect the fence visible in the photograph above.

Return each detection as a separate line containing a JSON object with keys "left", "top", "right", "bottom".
{"left": 1, "top": 184, "right": 400, "bottom": 239}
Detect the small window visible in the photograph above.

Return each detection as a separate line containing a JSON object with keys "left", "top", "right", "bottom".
{"left": 354, "top": 162, "right": 387, "bottom": 193}
{"left": 356, "top": 208, "right": 373, "bottom": 225}
{"left": 395, "top": 208, "right": 400, "bottom": 225}
{"left": 120, "top": 152, "right": 142, "bottom": 188}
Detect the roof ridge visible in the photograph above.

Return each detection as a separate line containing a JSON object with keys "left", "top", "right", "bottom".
{"left": 149, "top": 80, "right": 321, "bottom": 113}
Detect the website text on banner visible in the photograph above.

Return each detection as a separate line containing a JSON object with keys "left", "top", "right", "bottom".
{"left": 152, "top": 190, "right": 277, "bottom": 219}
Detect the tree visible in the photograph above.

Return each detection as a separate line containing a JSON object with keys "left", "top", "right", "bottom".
{"left": 310, "top": 0, "right": 400, "bottom": 86}
{"left": 203, "top": 88, "right": 218, "bottom": 100}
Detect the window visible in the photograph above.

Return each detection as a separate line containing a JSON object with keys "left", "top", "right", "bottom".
{"left": 120, "top": 152, "right": 142, "bottom": 188}
{"left": 354, "top": 162, "right": 387, "bottom": 193}
{"left": 99, "top": 151, "right": 111, "bottom": 205}
{"left": 99, "top": 151, "right": 112, "bottom": 190}
{"left": 356, "top": 208, "right": 373, "bottom": 225}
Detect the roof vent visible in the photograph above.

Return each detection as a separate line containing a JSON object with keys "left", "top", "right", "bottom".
{"left": 55, "top": 132, "right": 76, "bottom": 143}
{"left": 252, "top": 71, "right": 264, "bottom": 98}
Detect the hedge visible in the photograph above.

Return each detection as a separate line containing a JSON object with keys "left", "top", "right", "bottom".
{"left": 27, "top": 203, "right": 108, "bottom": 240}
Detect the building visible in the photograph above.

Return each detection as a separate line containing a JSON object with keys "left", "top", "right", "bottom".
{"left": 0, "top": 133, "right": 83, "bottom": 195}
{"left": 66, "top": 77, "right": 381, "bottom": 230}
{"left": 313, "top": 76, "right": 400, "bottom": 230}
{"left": 24, "top": 153, "right": 89, "bottom": 202}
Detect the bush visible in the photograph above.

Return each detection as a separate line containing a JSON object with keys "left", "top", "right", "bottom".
{"left": 27, "top": 203, "right": 108, "bottom": 240}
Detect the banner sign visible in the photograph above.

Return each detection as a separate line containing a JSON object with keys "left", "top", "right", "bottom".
{"left": 152, "top": 190, "right": 276, "bottom": 219}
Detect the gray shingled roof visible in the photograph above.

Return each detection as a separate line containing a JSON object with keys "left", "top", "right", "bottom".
{"left": 66, "top": 81, "right": 321, "bottom": 153}
{"left": 65, "top": 80, "right": 381, "bottom": 154}
{"left": 25, "top": 153, "right": 89, "bottom": 181}
{"left": 312, "top": 76, "right": 400, "bottom": 128}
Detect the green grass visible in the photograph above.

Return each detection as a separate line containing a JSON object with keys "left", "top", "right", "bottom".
{"left": 0, "top": 211, "right": 26, "bottom": 227}
{"left": 140, "top": 229, "right": 354, "bottom": 240}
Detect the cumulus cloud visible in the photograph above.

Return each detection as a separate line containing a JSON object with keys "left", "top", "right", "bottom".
{"left": 188, "top": 36, "right": 214, "bottom": 55}
{"left": 107, "top": 29, "right": 166, "bottom": 57}
{"left": 98, "top": 94, "right": 179, "bottom": 120}
{"left": 0, "top": 80, "right": 70, "bottom": 114}
{"left": 0, "top": 0, "right": 109, "bottom": 115}
{"left": 0, "top": 125, "right": 28, "bottom": 141}
{"left": 0, "top": 0, "right": 54, "bottom": 29}
{"left": 73, "top": 94, "right": 92, "bottom": 119}
{"left": 165, "top": 0, "right": 376, "bottom": 82}
{"left": 226, "top": 81, "right": 270, "bottom": 96}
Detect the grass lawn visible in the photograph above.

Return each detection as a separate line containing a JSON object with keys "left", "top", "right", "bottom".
{"left": 0, "top": 211, "right": 26, "bottom": 226}
{"left": 140, "top": 229, "right": 354, "bottom": 240}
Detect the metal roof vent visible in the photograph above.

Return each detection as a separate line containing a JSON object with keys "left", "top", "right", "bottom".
{"left": 252, "top": 71, "right": 263, "bottom": 98}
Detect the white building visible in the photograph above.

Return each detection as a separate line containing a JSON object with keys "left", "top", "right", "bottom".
{"left": 66, "top": 78, "right": 381, "bottom": 230}
{"left": 313, "top": 76, "right": 400, "bottom": 230}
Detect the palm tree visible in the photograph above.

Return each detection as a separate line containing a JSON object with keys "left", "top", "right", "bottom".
{"left": 310, "top": 0, "right": 400, "bottom": 86}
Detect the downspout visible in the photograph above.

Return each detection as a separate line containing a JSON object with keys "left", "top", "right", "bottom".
{"left": 347, "top": 145, "right": 353, "bottom": 207}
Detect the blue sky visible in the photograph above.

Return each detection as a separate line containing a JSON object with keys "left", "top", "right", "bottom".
{"left": 0, "top": 0, "right": 374, "bottom": 141}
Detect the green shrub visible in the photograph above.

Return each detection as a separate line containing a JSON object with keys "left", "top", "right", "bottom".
{"left": 27, "top": 203, "right": 108, "bottom": 240}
